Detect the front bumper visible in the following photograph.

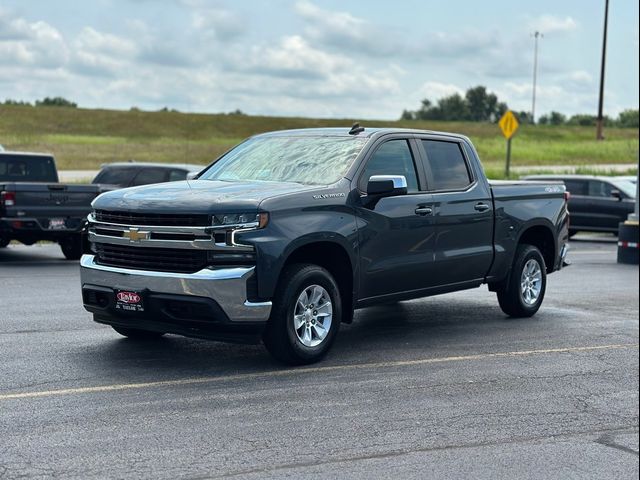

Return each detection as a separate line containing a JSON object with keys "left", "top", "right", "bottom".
{"left": 80, "top": 254, "right": 272, "bottom": 342}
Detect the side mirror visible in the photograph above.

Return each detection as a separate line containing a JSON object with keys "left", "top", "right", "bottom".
{"left": 366, "top": 175, "right": 408, "bottom": 197}
{"left": 610, "top": 189, "right": 622, "bottom": 201}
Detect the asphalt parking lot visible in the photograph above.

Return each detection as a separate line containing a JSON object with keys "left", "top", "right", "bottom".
{"left": 0, "top": 236, "right": 638, "bottom": 479}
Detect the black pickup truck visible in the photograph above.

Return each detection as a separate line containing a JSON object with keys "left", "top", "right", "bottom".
{"left": 0, "top": 152, "right": 103, "bottom": 258}
{"left": 80, "top": 126, "right": 569, "bottom": 364}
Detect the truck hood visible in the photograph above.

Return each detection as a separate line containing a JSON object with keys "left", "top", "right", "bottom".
{"left": 92, "top": 179, "right": 316, "bottom": 214}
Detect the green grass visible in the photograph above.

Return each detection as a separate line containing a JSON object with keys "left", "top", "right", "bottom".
{"left": 1, "top": 105, "right": 637, "bottom": 174}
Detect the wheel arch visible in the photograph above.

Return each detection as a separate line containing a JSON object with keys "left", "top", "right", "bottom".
{"left": 516, "top": 222, "right": 556, "bottom": 273}
{"left": 279, "top": 239, "right": 356, "bottom": 323}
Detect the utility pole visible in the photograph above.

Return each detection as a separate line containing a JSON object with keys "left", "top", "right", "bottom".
{"left": 531, "top": 31, "right": 543, "bottom": 124}
{"left": 596, "top": 0, "right": 609, "bottom": 140}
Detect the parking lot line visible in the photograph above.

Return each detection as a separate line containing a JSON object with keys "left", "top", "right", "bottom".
{"left": 1, "top": 343, "right": 637, "bottom": 401}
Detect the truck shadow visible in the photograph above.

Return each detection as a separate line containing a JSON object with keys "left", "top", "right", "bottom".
{"left": 72, "top": 296, "right": 528, "bottom": 380}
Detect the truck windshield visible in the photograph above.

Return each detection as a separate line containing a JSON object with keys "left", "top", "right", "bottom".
{"left": 199, "top": 136, "right": 367, "bottom": 186}
{"left": 0, "top": 155, "right": 57, "bottom": 182}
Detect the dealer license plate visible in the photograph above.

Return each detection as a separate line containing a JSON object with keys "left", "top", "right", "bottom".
{"left": 115, "top": 290, "right": 145, "bottom": 312}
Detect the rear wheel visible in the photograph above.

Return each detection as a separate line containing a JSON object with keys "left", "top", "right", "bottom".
{"left": 496, "top": 244, "right": 547, "bottom": 317}
{"left": 263, "top": 264, "right": 341, "bottom": 365}
{"left": 112, "top": 326, "right": 165, "bottom": 340}
{"left": 59, "top": 235, "right": 83, "bottom": 260}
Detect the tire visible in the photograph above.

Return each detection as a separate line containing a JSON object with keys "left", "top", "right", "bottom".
{"left": 496, "top": 244, "right": 547, "bottom": 318}
{"left": 112, "top": 326, "right": 165, "bottom": 340}
{"left": 263, "top": 263, "right": 341, "bottom": 365}
{"left": 59, "top": 235, "right": 83, "bottom": 260}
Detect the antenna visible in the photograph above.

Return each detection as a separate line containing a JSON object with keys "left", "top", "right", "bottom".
{"left": 349, "top": 122, "right": 365, "bottom": 135}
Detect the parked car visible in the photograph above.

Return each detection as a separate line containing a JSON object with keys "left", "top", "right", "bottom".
{"left": 80, "top": 126, "right": 569, "bottom": 364}
{"left": 522, "top": 174, "right": 636, "bottom": 236}
{"left": 616, "top": 175, "right": 637, "bottom": 185}
{"left": 0, "top": 151, "right": 105, "bottom": 258}
{"left": 92, "top": 162, "right": 203, "bottom": 188}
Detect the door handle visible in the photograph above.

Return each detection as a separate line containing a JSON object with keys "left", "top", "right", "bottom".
{"left": 474, "top": 203, "right": 491, "bottom": 212}
{"left": 415, "top": 206, "right": 433, "bottom": 216}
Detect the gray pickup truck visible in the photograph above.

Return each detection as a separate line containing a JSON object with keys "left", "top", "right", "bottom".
{"left": 80, "top": 126, "right": 570, "bottom": 364}
{"left": 0, "top": 152, "right": 104, "bottom": 258}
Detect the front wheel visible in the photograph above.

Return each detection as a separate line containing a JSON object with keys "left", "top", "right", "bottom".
{"left": 59, "top": 235, "right": 83, "bottom": 260}
{"left": 263, "top": 264, "right": 341, "bottom": 365}
{"left": 496, "top": 244, "right": 547, "bottom": 317}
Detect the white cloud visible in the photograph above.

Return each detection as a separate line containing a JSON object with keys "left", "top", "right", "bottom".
{"left": 0, "top": 10, "right": 68, "bottom": 67}
{"left": 418, "top": 81, "right": 464, "bottom": 100}
{"left": 528, "top": 15, "right": 578, "bottom": 34}
{"left": 191, "top": 5, "right": 245, "bottom": 40}
{"left": 72, "top": 27, "right": 137, "bottom": 76}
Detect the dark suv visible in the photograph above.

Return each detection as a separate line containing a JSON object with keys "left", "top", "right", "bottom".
{"left": 92, "top": 162, "right": 203, "bottom": 188}
{"left": 523, "top": 175, "right": 636, "bottom": 236}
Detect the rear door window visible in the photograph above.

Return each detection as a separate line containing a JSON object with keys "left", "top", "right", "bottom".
{"left": 93, "top": 167, "right": 139, "bottom": 187}
{"left": 168, "top": 169, "right": 188, "bottom": 182}
{"left": 562, "top": 179, "right": 588, "bottom": 196}
{"left": 421, "top": 140, "right": 471, "bottom": 191}
{"left": 131, "top": 168, "right": 169, "bottom": 186}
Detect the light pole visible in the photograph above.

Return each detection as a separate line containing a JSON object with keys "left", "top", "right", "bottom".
{"left": 531, "top": 31, "right": 543, "bottom": 124}
{"left": 596, "top": 0, "right": 610, "bottom": 140}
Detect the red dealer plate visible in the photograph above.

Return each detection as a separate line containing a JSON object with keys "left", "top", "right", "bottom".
{"left": 115, "top": 290, "right": 145, "bottom": 312}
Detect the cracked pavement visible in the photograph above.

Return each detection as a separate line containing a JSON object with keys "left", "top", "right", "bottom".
{"left": 0, "top": 236, "right": 638, "bottom": 479}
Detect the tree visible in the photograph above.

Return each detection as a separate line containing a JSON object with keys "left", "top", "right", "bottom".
{"left": 35, "top": 97, "right": 77, "bottom": 108}
{"left": 400, "top": 86, "right": 508, "bottom": 123}
{"left": 617, "top": 109, "right": 639, "bottom": 128}
{"left": 465, "top": 86, "right": 500, "bottom": 122}
{"left": 549, "top": 111, "right": 567, "bottom": 125}
{"left": 515, "top": 111, "right": 533, "bottom": 124}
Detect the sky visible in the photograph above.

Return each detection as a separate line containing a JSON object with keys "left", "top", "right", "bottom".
{"left": 1, "top": 0, "right": 638, "bottom": 120}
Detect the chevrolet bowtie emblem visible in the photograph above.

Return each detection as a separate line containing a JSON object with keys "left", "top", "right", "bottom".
{"left": 123, "top": 227, "right": 150, "bottom": 242}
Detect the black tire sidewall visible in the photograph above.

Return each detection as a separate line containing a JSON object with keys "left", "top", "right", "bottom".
{"left": 269, "top": 264, "right": 342, "bottom": 363}
{"left": 512, "top": 245, "right": 547, "bottom": 314}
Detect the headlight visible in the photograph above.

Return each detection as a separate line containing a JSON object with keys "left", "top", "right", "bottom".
{"left": 211, "top": 212, "right": 269, "bottom": 229}
{"left": 208, "top": 212, "right": 269, "bottom": 247}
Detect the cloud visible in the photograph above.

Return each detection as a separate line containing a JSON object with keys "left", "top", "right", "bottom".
{"left": 418, "top": 81, "right": 464, "bottom": 100}
{"left": 72, "top": 27, "right": 137, "bottom": 76}
{"left": 294, "top": 0, "right": 400, "bottom": 57}
{"left": 528, "top": 15, "right": 578, "bottom": 34}
{"left": 190, "top": 4, "right": 246, "bottom": 40}
{"left": 0, "top": 9, "right": 68, "bottom": 67}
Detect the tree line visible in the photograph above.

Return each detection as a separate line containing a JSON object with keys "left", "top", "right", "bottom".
{"left": 401, "top": 85, "right": 639, "bottom": 128}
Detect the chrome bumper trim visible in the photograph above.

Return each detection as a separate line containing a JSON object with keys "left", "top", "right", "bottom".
{"left": 80, "top": 254, "right": 271, "bottom": 323}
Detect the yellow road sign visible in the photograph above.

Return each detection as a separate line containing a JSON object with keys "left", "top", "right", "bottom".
{"left": 499, "top": 110, "right": 519, "bottom": 139}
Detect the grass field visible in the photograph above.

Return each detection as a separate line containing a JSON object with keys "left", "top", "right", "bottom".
{"left": 1, "top": 105, "right": 637, "bottom": 178}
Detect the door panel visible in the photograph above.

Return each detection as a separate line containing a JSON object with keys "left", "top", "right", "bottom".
{"left": 356, "top": 195, "right": 436, "bottom": 299}
{"left": 355, "top": 138, "right": 437, "bottom": 300}
{"left": 418, "top": 139, "right": 494, "bottom": 285}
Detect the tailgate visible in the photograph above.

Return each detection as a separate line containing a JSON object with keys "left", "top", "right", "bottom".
{"left": 3, "top": 183, "right": 101, "bottom": 218}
